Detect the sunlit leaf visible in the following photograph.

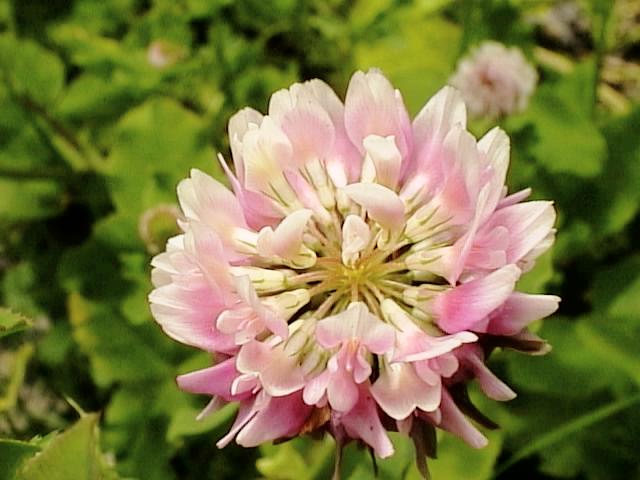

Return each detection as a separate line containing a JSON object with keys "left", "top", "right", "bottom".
{"left": 17, "top": 413, "right": 120, "bottom": 480}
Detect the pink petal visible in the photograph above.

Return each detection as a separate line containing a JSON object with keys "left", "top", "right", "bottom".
{"left": 177, "top": 169, "right": 248, "bottom": 231}
{"left": 430, "top": 354, "right": 460, "bottom": 378}
{"left": 149, "top": 281, "right": 235, "bottom": 353}
{"left": 488, "top": 201, "right": 556, "bottom": 264}
{"left": 434, "top": 264, "right": 521, "bottom": 333}
{"left": 498, "top": 187, "right": 531, "bottom": 208}
{"left": 326, "top": 354, "right": 360, "bottom": 412}
{"left": 382, "top": 298, "right": 476, "bottom": 362}
{"left": 344, "top": 69, "right": 412, "bottom": 162}
{"left": 218, "top": 153, "right": 282, "bottom": 230}
{"left": 177, "top": 358, "right": 250, "bottom": 401}
{"left": 315, "top": 302, "right": 395, "bottom": 354}
{"left": 303, "top": 370, "right": 330, "bottom": 406}
{"left": 284, "top": 170, "right": 332, "bottom": 224}
{"left": 445, "top": 183, "right": 491, "bottom": 284}
{"left": 228, "top": 107, "right": 263, "bottom": 182}
{"left": 339, "top": 382, "right": 395, "bottom": 458}
{"left": 429, "top": 389, "right": 488, "bottom": 449}
{"left": 341, "top": 183, "right": 405, "bottom": 232}
{"left": 236, "top": 341, "right": 305, "bottom": 396}
{"left": 478, "top": 127, "right": 509, "bottom": 202}
{"left": 486, "top": 292, "right": 560, "bottom": 335}
{"left": 352, "top": 345, "right": 373, "bottom": 384}
{"left": 371, "top": 362, "right": 441, "bottom": 420}
{"left": 256, "top": 209, "right": 313, "bottom": 259}
{"left": 231, "top": 373, "right": 259, "bottom": 397}
{"left": 269, "top": 85, "right": 335, "bottom": 166}
{"left": 413, "top": 360, "right": 441, "bottom": 385}
{"left": 183, "top": 222, "right": 236, "bottom": 291}
{"left": 241, "top": 117, "right": 293, "bottom": 197}
{"left": 216, "top": 397, "right": 261, "bottom": 448}
{"left": 395, "top": 330, "right": 477, "bottom": 363}
{"left": 409, "top": 86, "right": 466, "bottom": 190}
{"left": 433, "top": 126, "right": 481, "bottom": 226}
{"left": 468, "top": 354, "right": 516, "bottom": 401}
{"left": 466, "top": 226, "right": 509, "bottom": 271}
{"left": 231, "top": 274, "right": 263, "bottom": 311}
{"left": 412, "top": 86, "right": 467, "bottom": 150}
{"left": 301, "top": 79, "right": 362, "bottom": 184}
{"left": 235, "top": 391, "right": 312, "bottom": 447}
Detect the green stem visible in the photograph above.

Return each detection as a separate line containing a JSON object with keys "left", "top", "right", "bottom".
{"left": 591, "top": 0, "right": 615, "bottom": 116}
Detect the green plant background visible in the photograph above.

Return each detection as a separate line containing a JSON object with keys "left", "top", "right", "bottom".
{"left": 1, "top": 0, "right": 639, "bottom": 479}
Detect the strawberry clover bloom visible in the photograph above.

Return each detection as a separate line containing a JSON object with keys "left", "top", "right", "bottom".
{"left": 149, "top": 69, "right": 559, "bottom": 475}
{"left": 450, "top": 41, "right": 538, "bottom": 119}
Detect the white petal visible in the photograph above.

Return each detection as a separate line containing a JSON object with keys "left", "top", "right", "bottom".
{"left": 362, "top": 134, "right": 402, "bottom": 189}
{"left": 341, "top": 183, "right": 405, "bottom": 232}
{"left": 371, "top": 363, "right": 441, "bottom": 419}
{"left": 341, "top": 214, "right": 370, "bottom": 266}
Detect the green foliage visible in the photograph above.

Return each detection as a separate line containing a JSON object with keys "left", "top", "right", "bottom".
{"left": 355, "top": 6, "right": 461, "bottom": 114}
{"left": 0, "top": 439, "right": 40, "bottom": 480}
{"left": 428, "top": 431, "right": 502, "bottom": 480}
{"left": 0, "top": 309, "right": 31, "bottom": 339}
{"left": 0, "top": 0, "right": 638, "bottom": 479}
{"left": 16, "top": 414, "right": 120, "bottom": 480}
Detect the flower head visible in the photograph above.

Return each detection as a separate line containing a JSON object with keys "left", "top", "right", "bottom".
{"left": 149, "top": 69, "right": 559, "bottom": 474}
{"left": 449, "top": 41, "right": 538, "bottom": 119}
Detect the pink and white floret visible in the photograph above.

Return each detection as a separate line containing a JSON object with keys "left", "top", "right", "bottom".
{"left": 149, "top": 69, "right": 559, "bottom": 473}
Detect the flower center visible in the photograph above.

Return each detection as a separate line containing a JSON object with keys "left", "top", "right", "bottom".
{"left": 277, "top": 213, "right": 441, "bottom": 326}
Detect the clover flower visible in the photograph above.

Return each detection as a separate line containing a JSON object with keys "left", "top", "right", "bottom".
{"left": 449, "top": 41, "right": 538, "bottom": 119}
{"left": 149, "top": 69, "right": 559, "bottom": 475}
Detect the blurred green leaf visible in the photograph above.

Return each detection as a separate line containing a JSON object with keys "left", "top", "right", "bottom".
{"left": 56, "top": 74, "right": 145, "bottom": 124}
{"left": 0, "top": 439, "right": 40, "bottom": 480}
{"left": 0, "top": 308, "right": 32, "bottom": 338}
{"left": 355, "top": 9, "right": 461, "bottom": 114}
{"left": 495, "top": 393, "right": 640, "bottom": 475}
{"left": 596, "top": 107, "right": 640, "bottom": 234}
{"left": 0, "top": 35, "right": 64, "bottom": 106}
{"left": 166, "top": 403, "right": 237, "bottom": 444}
{"left": 65, "top": 0, "right": 137, "bottom": 35}
{"left": 67, "top": 292, "right": 171, "bottom": 388}
{"left": 50, "top": 25, "right": 152, "bottom": 76}
{"left": 591, "top": 255, "right": 640, "bottom": 317}
{"left": 258, "top": 436, "right": 335, "bottom": 480}
{"left": 427, "top": 430, "right": 502, "bottom": 480}
{"left": 349, "top": 0, "right": 395, "bottom": 33}
{"left": 0, "top": 179, "right": 64, "bottom": 222}
{"left": 107, "top": 98, "right": 220, "bottom": 217}
{"left": 576, "top": 321, "right": 640, "bottom": 386}
{"left": 510, "top": 86, "right": 606, "bottom": 178}
{"left": 102, "top": 384, "right": 176, "bottom": 480}
{"left": 507, "top": 318, "right": 617, "bottom": 396}
{"left": 0, "top": 344, "right": 34, "bottom": 412}
{"left": 186, "top": 0, "right": 233, "bottom": 18}
{"left": 257, "top": 442, "right": 309, "bottom": 480}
